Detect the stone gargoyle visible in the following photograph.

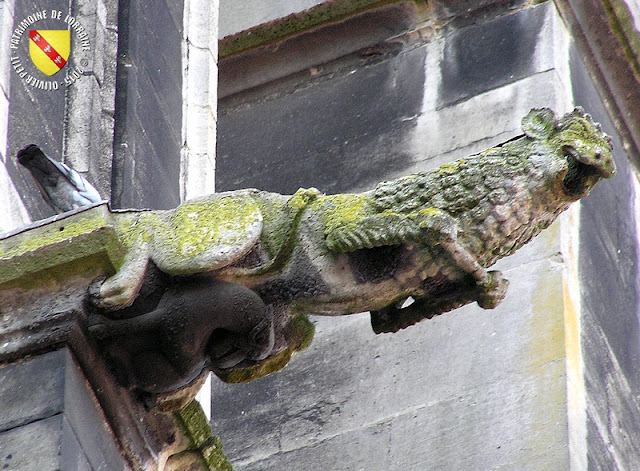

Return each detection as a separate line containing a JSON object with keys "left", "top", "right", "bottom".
{"left": 88, "top": 107, "right": 615, "bottom": 394}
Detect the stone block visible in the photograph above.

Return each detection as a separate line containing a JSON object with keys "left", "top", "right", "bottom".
{"left": 218, "top": 2, "right": 423, "bottom": 98}
{"left": 217, "top": 42, "right": 426, "bottom": 194}
{"left": 187, "top": 0, "right": 211, "bottom": 49}
{"left": 438, "top": 3, "right": 552, "bottom": 107}
{"left": 100, "top": 27, "right": 119, "bottom": 114}
{"left": 103, "top": 0, "right": 119, "bottom": 28}
{"left": 182, "top": 151, "right": 216, "bottom": 200}
{"left": 411, "top": 70, "right": 572, "bottom": 169}
{"left": 186, "top": 103, "right": 210, "bottom": 155}
{"left": 430, "top": 0, "right": 528, "bottom": 22}
{"left": 124, "top": 118, "right": 180, "bottom": 209}
{"left": 134, "top": 65, "right": 182, "bottom": 142}
{"left": 163, "top": 0, "right": 184, "bottom": 39}
{"left": 133, "top": 2, "right": 182, "bottom": 95}
{"left": 187, "top": 45, "right": 210, "bottom": 109}
{"left": 387, "top": 369, "right": 569, "bottom": 470}
{"left": 240, "top": 420, "right": 392, "bottom": 471}
{"left": 63, "top": 350, "right": 125, "bottom": 471}
{"left": 60, "top": 417, "right": 92, "bottom": 471}
{"left": 66, "top": 74, "right": 100, "bottom": 172}
{"left": 0, "top": 350, "right": 65, "bottom": 432}
{"left": 0, "top": 415, "right": 64, "bottom": 471}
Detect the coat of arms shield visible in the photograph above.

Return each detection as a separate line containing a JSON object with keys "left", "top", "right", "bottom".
{"left": 28, "top": 30, "right": 70, "bottom": 76}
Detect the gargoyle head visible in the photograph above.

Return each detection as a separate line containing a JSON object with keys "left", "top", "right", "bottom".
{"left": 522, "top": 107, "right": 616, "bottom": 199}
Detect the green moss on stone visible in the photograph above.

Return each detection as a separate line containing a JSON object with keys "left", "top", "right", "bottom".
{"left": 0, "top": 207, "right": 122, "bottom": 285}
{"left": 174, "top": 401, "right": 232, "bottom": 471}
{"left": 0, "top": 215, "right": 106, "bottom": 259}
{"left": 255, "top": 198, "right": 288, "bottom": 258}
{"left": 218, "top": 313, "right": 315, "bottom": 384}
{"left": 167, "top": 198, "right": 260, "bottom": 258}
{"left": 250, "top": 189, "right": 320, "bottom": 275}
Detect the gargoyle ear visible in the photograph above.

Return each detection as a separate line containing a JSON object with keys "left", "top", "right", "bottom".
{"left": 521, "top": 108, "right": 556, "bottom": 139}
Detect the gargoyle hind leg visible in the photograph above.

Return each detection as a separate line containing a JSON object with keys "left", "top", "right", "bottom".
{"left": 417, "top": 210, "right": 509, "bottom": 309}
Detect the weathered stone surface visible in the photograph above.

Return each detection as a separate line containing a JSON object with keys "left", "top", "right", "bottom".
{"left": 60, "top": 416, "right": 93, "bottom": 471}
{"left": 218, "top": 2, "right": 425, "bottom": 98}
{"left": 438, "top": 3, "right": 552, "bottom": 107}
{"left": 0, "top": 414, "right": 64, "bottom": 471}
{"left": 219, "top": 0, "right": 328, "bottom": 38}
{"left": 218, "top": 43, "right": 426, "bottom": 194}
{"left": 430, "top": 0, "right": 529, "bottom": 22}
{"left": 0, "top": 350, "right": 65, "bottom": 432}
{"left": 570, "top": 45, "right": 640, "bottom": 468}
{"left": 63, "top": 350, "right": 126, "bottom": 471}
{"left": 0, "top": 350, "right": 126, "bottom": 470}
{"left": 112, "top": 0, "right": 183, "bottom": 210}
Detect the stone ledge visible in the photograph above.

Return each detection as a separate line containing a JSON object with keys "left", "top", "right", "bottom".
{"left": 219, "top": 0, "right": 426, "bottom": 58}
{"left": 219, "top": 1, "right": 427, "bottom": 98}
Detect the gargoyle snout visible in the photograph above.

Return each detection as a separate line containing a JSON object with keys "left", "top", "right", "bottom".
{"left": 592, "top": 149, "right": 616, "bottom": 179}
{"left": 562, "top": 141, "right": 616, "bottom": 197}
{"left": 569, "top": 140, "right": 616, "bottom": 179}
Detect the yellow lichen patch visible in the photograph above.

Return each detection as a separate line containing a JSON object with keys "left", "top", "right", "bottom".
{"left": 0, "top": 209, "right": 123, "bottom": 286}
{"left": 254, "top": 198, "right": 289, "bottom": 258}
{"left": 316, "top": 193, "right": 373, "bottom": 235}
{"left": 438, "top": 159, "right": 466, "bottom": 175}
{"left": 288, "top": 188, "right": 321, "bottom": 211}
{"left": 114, "top": 214, "right": 155, "bottom": 249}
{"left": 411, "top": 207, "right": 442, "bottom": 218}
{"left": 0, "top": 215, "right": 106, "bottom": 259}
{"left": 169, "top": 198, "right": 260, "bottom": 258}
{"left": 136, "top": 196, "right": 264, "bottom": 275}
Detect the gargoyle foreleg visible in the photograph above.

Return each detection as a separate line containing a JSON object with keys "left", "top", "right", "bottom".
{"left": 438, "top": 238, "right": 508, "bottom": 308}
{"left": 93, "top": 248, "right": 150, "bottom": 309}
{"left": 87, "top": 308, "right": 166, "bottom": 340}
{"left": 414, "top": 209, "right": 508, "bottom": 309}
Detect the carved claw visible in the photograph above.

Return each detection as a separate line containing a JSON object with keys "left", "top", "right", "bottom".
{"left": 97, "top": 277, "right": 141, "bottom": 308}
{"left": 476, "top": 270, "right": 509, "bottom": 309}
{"left": 88, "top": 275, "right": 136, "bottom": 309}
{"left": 88, "top": 250, "right": 149, "bottom": 309}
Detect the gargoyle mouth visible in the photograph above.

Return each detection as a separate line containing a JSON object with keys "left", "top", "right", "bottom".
{"left": 562, "top": 152, "right": 608, "bottom": 197}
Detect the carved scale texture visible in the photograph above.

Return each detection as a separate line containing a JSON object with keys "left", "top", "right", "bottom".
{"left": 372, "top": 143, "right": 568, "bottom": 268}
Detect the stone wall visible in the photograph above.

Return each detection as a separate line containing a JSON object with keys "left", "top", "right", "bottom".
{"left": 111, "top": 0, "right": 184, "bottom": 209}
{"left": 0, "top": 350, "right": 125, "bottom": 470}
